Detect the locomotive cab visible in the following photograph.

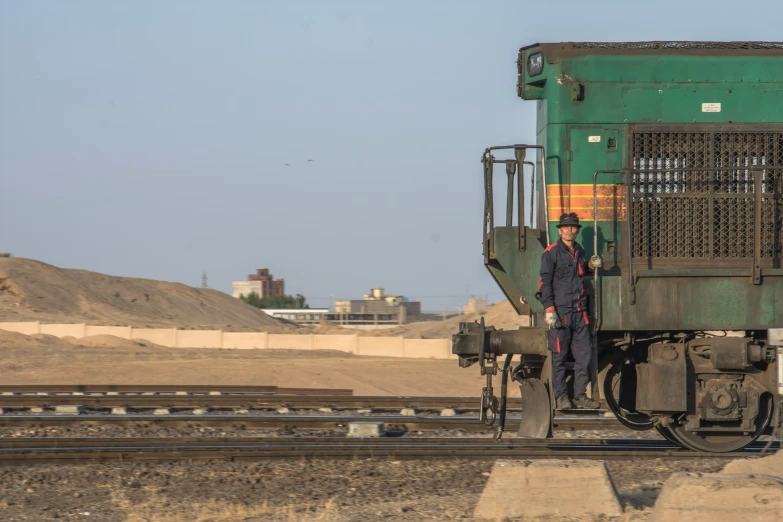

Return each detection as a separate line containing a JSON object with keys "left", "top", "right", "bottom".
{"left": 454, "top": 42, "right": 783, "bottom": 452}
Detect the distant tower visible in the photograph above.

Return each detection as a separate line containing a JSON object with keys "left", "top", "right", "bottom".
{"left": 201, "top": 272, "right": 208, "bottom": 288}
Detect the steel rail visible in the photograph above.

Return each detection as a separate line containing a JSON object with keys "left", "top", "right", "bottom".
{"left": 0, "top": 436, "right": 777, "bottom": 450}
{"left": 0, "top": 438, "right": 770, "bottom": 465}
{"left": 0, "top": 385, "right": 352, "bottom": 396}
{"left": 0, "top": 413, "right": 623, "bottom": 432}
{"left": 0, "top": 395, "right": 525, "bottom": 410}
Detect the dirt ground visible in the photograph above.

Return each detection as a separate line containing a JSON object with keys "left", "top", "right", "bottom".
{"left": 0, "top": 333, "right": 491, "bottom": 396}
{"left": 0, "top": 457, "right": 730, "bottom": 522}
{"left": 0, "top": 330, "right": 767, "bottom": 521}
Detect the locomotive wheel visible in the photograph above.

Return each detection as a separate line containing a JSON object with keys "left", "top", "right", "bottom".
{"left": 667, "top": 395, "right": 774, "bottom": 453}
{"left": 657, "top": 423, "right": 701, "bottom": 450}
{"left": 603, "top": 359, "right": 655, "bottom": 431}
{"left": 654, "top": 425, "right": 681, "bottom": 445}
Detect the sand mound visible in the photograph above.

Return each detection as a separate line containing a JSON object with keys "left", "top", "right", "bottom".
{"left": 61, "top": 334, "right": 166, "bottom": 349}
{"left": 0, "top": 330, "right": 69, "bottom": 347}
{"left": 0, "top": 258, "right": 297, "bottom": 331}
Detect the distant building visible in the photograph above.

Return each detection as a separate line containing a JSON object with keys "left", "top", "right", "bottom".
{"left": 463, "top": 297, "right": 488, "bottom": 314}
{"left": 263, "top": 308, "right": 329, "bottom": 325}
{"left": 232, "top": 268, "right": 285, "bottom": 299}
{"left": 333, "top": 288, "right": 420, "bottom": 323}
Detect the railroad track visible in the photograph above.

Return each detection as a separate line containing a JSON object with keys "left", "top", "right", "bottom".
{"left": 0, "top": 437, "right": 775, "bottom": 464}
{"left": 0, "top": 385, "right": 352, "bottom": 396}
{"left": 0, "top": 394, "right": 524, "bottom": 410}
{"left": 0, "top": 413, "right": 624, "bottom": 431}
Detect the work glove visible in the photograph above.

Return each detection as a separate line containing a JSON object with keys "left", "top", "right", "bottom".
{"left": 545, "top": 311, "right": 559, "bottom": 328}
{"left": 590, "top": 255, "right": 603, "bottom": 268}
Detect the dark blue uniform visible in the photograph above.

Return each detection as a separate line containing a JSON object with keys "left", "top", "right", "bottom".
{"left": 539, "top": 239, "right": 593, "bottom": 399}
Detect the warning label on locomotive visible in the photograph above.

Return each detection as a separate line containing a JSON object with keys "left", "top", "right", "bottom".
{"left": 588, "top": 136, "right": 601, "bottom": 143}
{"left": 702, "top": 103, "right": 721, "bottom": 112}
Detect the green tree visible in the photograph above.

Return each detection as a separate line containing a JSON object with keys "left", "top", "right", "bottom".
{"left": 240, "top": 292, "right": 309, "bottom": 309}
{"left": 239, "top": 291, "right": 264, "bottom": 308}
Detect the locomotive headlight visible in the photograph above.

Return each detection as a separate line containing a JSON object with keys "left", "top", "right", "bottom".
{"left": 527, "top": 52, "right": 544, "bottom": 77}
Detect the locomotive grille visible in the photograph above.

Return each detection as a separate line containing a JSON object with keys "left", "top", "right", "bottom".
{"left": 631, "top": 130, "right": 783, "bottom": 261}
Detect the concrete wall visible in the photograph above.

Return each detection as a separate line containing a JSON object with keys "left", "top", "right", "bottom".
{"left": 176, "top": 329, "right": 222, "bottom": 348}
{"left": 0, "top": 321, "right": 456, "bottom": 359}
{"left": 313, "top": 335, "right": 358, "bottom": 353}
{"left": 131, "top": 328, "right": 178, "bottom": 347}
{"left": 222, "top": 332, "right": 268, "bottom": 350}
{"left": 358, "top": 336, "right": 405, "bottom": 357}
{"left": 84, "top": 325, "right": 132, "bottom": 339}
{"left": 403, "top": 339, "right": 451, "bottom": 359}
{"left": 0, "top": 321, "right": 41, "bottom": 335}
{"left": 40, "top": 323, "right": 86, "bottom": 338}
{"left": 268, "top": 334, "right": 313, "bottom": 350}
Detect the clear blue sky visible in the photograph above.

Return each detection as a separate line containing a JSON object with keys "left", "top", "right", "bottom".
{"left": 1, "top": 1, "right": 780, "bottom": 310}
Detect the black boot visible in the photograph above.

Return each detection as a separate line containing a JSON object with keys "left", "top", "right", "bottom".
{"left": 556, "top": 394, "right": 574, "bottom": 410}
{"left": 573, "top": 394, "right": 600, "bottom": 409}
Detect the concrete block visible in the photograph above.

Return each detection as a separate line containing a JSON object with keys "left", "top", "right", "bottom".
{"left": 107, "top": 392, "right": 119, "bottom": 396}
{"left": 650, "top": 472, "right": 783, "bottom": 522}
{"left": 720, "top": 450, "right": 783, "bottom": 479}
{"left": 234, "top": 408, "right": 249, "bottom": 414}
{"left": 276, "top": 407, "right": 290, "bottom": 414}
{"left": 356, "top": 409, "right": 371, "bottom": 414}
{"left": 208, "top": 391, "right": 222, "bottom": 396}
{"left": 71, "top": 392, "right": 84, "bottom": 396}
{"left": 153, "top": 408, "right": 170, "bottom": 415}
{"left": 474, "top": 460, "right": 621, "bottom": 520}
{"left": 440, "top": 408, "right": 457, "bottom": 417}
{"left": 111, "top": 407, "right": 127, "bottom": 415}
{"left": 2, "top": 392, "right": 15, "bottom": 396}
{"left": 192, "top": 408, "right": 208, "bottom": 415}
{"left": 400, "top": 408, "right": 417, "bottom": 416}
{"left": 55, "top": 405, "right": 83, "bottom": 415}
{"left": 175, "top": 391, "right": 189, "bottom": 396}
{"left": 0, "top": 408, "right": 4, "bottom": 414}
{"left": 347, "top": 422, "right": 384, "bottom": 438}
{"left": 30, "top": 407, "right": 45, "bottom": 413}
{"left": 318, "top": 407, "right": 332, "bottom": 413}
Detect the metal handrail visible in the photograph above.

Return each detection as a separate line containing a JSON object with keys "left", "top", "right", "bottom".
{"left": 482, "top": 145, "right": 548, "bottom": 262}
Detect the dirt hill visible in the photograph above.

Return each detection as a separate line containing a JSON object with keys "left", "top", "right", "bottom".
{"left": 0, "top": 258, "right": 295, "bottom": 331}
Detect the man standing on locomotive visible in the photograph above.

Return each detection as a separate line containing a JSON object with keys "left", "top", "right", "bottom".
{"left": 539, "top": 212, "right": 602, "bottom": 410}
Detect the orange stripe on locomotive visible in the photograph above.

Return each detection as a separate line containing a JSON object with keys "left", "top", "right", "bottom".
{"left": 546, "top": 184, "right": 627, "bottom": 221}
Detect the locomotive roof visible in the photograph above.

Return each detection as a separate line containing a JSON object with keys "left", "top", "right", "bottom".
{"left": 524, "top": 42, "right": 783, "bottom": 61}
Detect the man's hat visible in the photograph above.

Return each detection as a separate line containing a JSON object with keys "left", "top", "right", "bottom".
{"left": 556, "top": 212, "right": 582, "bottom": 229}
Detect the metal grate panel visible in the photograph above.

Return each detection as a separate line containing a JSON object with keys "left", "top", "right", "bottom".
{"left": 631, "top": 130, "right": 783, "bottom": 261}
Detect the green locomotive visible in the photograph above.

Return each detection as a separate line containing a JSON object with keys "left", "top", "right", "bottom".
{"left": 454, "top": 42, "right": 783, "bottom": 452}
